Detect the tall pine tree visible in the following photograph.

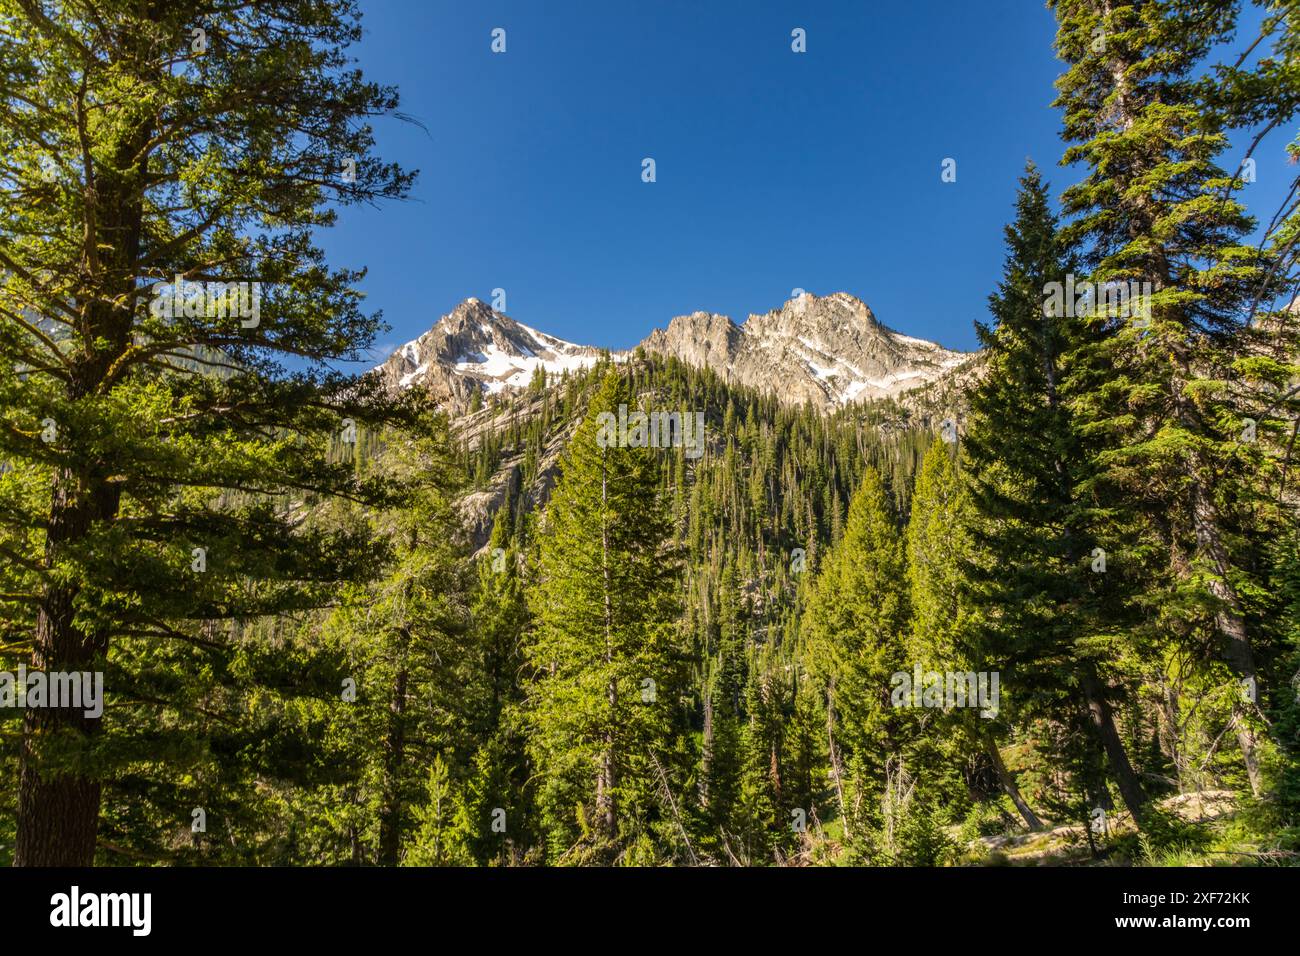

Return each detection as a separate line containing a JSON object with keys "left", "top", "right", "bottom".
{"left": 963, "top": 163, "right": 1150, "bottom": 825}
{"left": 1053, "top": 0, "right": 1280, "bottom": 797}
{"left": 802, "top": 466, "right": 908, "bottom": 853}
{"left": 525, "top": 370, "right": 687, "bottom": 863}
{"left": 0, "top": 0, "right": 419, "bottom": 864}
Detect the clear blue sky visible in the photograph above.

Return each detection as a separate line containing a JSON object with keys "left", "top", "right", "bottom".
{"left": 322, "top": 0, "right": 1286, "bottom": 361}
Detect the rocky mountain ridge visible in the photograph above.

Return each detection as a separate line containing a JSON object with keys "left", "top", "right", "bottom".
{"left": 375, "top": 292, "right": 973, "bottom": 413}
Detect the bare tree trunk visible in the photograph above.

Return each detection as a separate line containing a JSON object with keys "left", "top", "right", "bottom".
{"left": 1082, "top": 672, "right": 1148, "bottom": 826}
{"left": 699, "top": 687, "right": 714, "bottom": 809}
{"left": 377, "top": 662, "right": 409, "bottom": 865}
{"left": 1157, "top": 680, "right": 1187, "bottom": 792}
{"left": 825, "top": 682, "right": 850, "bottom": 838}
{"left": 597, "top": 694, "right": 617, "bottom": 841}
{"left": 984, "top": 733, "right": 1044, "bottom": 831}
{"left": 769, "top": 741, "right": 783, "bottom": 805}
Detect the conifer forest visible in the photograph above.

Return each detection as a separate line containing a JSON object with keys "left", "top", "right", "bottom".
{"left": 2, "top": 0, "right": 1300, "bottom": 883}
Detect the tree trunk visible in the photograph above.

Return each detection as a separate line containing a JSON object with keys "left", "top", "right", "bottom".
{"left": 1190, "top": 477, "right": 1262, "bottom": 796}
{"left": 15, "top": 469, "right": 120, "bottom": 865}
{"left": 699, "top": 688, "right": 714, "bottom": 809}
{"left": 377, "top": 661, "right": 409, "bottom": 866}
{"left": 984, "top": 733, "right": 1044, "bottom": 831}
{"left": 1081, "top": 671, "right": 1148, "bottom": 826}
{"left": 769, "top": 740, "right": 783, "bottom": 805}
{"left": 1157, "top": 680, "right": 1187, "bottom": 791}
{"left": 597, "top": 696, "right": 617, "bottom": 842}
{"left": 825, "top": 682, "right": 850, "bottom": 838}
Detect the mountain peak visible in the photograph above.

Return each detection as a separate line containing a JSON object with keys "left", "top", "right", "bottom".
{"left": 757, "top": 290, "right": 879, "bottom": 332}
{"left": 375, "top": 299, "right": 607, "bottom": 410}
{"left": 379, "top": 292, "right": 970, "bottom": 411}
{"left": 440, "top": 296, "right": 500, "bottom": 327}
{"left": 648, "top": 291, "right": 967, "bottom": 406}
{"left": 778, "top": 290, "right": 870, "bottom": 314}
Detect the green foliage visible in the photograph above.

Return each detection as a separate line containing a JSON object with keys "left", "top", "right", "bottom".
{"left": 404, "top": 756, "right": 471, "bottom": 866}
{"left": 803, "top": 466, "right": 909, "bottom": 848}
{"left": 2, "top": 0, "right": 1297, "bottom": 869}
{"left": 524, "top": 370, "right": 688, "bottom": 863}
{"left": 0, "top": 0, "right": 428, "bottom": 865}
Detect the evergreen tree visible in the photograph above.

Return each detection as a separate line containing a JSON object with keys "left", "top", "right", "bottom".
{"left": 290, "top": 426, "right": 468, "bottom": 866}
{"left": 1054, "top": 0, "right": 1281, "bottom": 797}
{"left": 907, "top": 440, "right": 1042, "bottom": 831}
{"left": 524, "top": 370, "right": 687, "bottom": 863}
{"left": 698, "top": 660, "right": 743, "bottom": 847}
{"left": 802, "top": 466, "right": 908, "bottom": 851}
{"left": 0, "top": 0, "right": 419, "bottom": 865}
{"left": 963, "top": 163, "right": 1150, "bottom": 824}
{"left": 1215, "top": 0, "right": 1300, "bottom": 814}
{"left": 403, "top": 755, "right": 471, "bottom": 866}
{"left": 457, "top": 509, "right": 534, "bottom": 863}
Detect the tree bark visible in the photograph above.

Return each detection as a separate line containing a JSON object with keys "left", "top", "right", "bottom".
{"left": 16, "top": 445, "right": 122, "bottom": 864}
{"left": 1081, "top": 671, "right": 1148, "bottom": 826}
{"left": 377, "top": 661, "right": 409, "bottom": 866}
{"left": 15, "top": 544, "right": 106, "bottom": 866}
{"left": 984, "top": 733, "right": 1044, "bottom": 831}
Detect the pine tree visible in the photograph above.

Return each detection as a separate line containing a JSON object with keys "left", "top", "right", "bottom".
{"left": 1053, "top": 0, "right": 1281, "bottom": 797}
{"left": 784, "top": 667, "right": 828, "bottom": 851}
{"left": 370, "top": 430, "right": 468, "bottom": 865}
{"left": 698, "top": 660, "right": 743, "bottom": 845}
{"left": 459, "top": 509, "right": 533, "bottom": 862}
{"left": 963, "top": 163, "right": 1150, "bottom": 824}
{"left": 472, "top": 509, "right": 529, "bottom": 735}
{"left": 0, "top": 0, "right": 419, "bottom": 865}
{"left": 524, "top": 370, "right": 687, "bottom": 863}
{"left": 732, "top": 683, "right": 781, "bottom": 863}
{"left": 295, "top": 426, "right": 469, "bottom": 866}
{"left": 907, "top": 439, "right": 1043, "bottom": 830}
{"left": 1215, "top": 2, "right": 1300, "bottom": 812}
{"left": 403, "top": 755, "right": 471, "bottom": 866}
{"left": 906, "top": 441, "right": 970, "bottom": 673}
{"left": 802, "top": 466, "right": 908, "bottom": 848}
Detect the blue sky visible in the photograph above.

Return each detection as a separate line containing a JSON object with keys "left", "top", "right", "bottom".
{"left": 323, "top": 0, "right": 1288, "bottom": 360}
